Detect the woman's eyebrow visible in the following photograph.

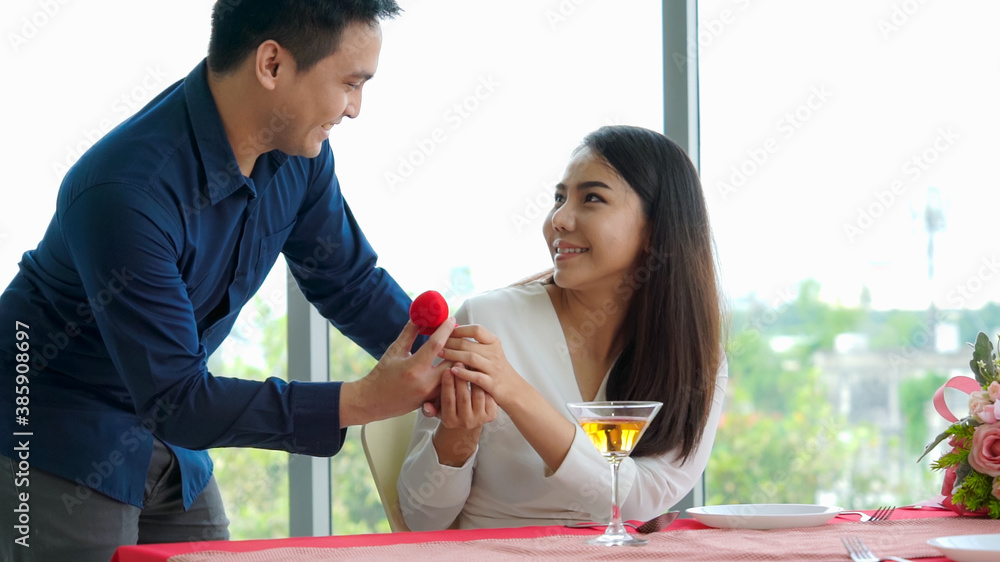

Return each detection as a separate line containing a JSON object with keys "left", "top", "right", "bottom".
{"left": 555, "top": 181, "right": 612, "bottom": 190}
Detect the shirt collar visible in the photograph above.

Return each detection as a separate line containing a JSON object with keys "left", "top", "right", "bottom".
{"left": 183, "top": 60, "right": 290, "bottom": 205}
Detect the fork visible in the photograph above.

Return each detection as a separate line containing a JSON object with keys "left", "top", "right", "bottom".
{"left": 841, "top": 536, "right": 912, "bottom": 562}
{"left": 839, "top": 505, "right": 896, "bottom": 522}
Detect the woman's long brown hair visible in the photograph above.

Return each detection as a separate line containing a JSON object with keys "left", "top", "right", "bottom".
{"left": 528, "top": 126, "right": 725, "bottom": 463}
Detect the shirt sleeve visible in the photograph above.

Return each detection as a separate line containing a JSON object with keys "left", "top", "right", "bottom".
{"left": 59, "top": 182, "right": 345, "bottom": 455}
{"left": 282, "top": 144, "right": 412, "bottom": 359}
{"left": 546, "top": 355, "right": 730, "bottom": 522}
{"left": 397, "top": 303, "right": 476, "bottom": 531}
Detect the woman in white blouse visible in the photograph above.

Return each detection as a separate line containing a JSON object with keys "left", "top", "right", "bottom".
{"left": 397, "top": 125, "right": 728, "bottom": 531}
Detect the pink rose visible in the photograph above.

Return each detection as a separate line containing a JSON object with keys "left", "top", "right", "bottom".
{"left": 968, "top": 423, "right": 1000, "bottom": 477}
{"left": 941, "top": 463, "right": 958, "bottom": 496}
{"left": 938, "top": 452, "right": 989, "bottom": 516}
{"left": 990, "top": 381, "right": 1000, "bottom": 401}
{"left": 969, "top": 391, "right": 996, "bottom": 423}
{"left": 970, "top": 391, "right": 998, "bottom": 424}
{"left": 982, "top": 402, "right": 1000, "bottom": 425}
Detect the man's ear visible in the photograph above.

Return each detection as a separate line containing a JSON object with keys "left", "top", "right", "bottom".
{"left": 254, "top": 40, "right": 286, "bottom": 90}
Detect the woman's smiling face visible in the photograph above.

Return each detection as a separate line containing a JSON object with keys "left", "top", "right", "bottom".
{"left": 544, "top": 147, "right": 650, "bottom": 292}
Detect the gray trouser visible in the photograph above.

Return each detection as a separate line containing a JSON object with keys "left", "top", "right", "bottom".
{"left": 1, "top": 438, "right": 229, "bottom": 562}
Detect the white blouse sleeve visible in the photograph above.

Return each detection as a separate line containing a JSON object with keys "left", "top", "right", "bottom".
{"left": 397, "top": 303, "right": 477, "bottom": 531}
{"left": 546, "top": 355, "right": 729, "bottom": 522}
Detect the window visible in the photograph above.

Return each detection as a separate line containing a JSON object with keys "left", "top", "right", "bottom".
{"left": 327, "top": 0, "right": 665, "bottom": 532}
{"left": 698, "top": 0, "right": 1000, "bottom": 508}
{"left": 21, "top": 0, "right": 972, "bottom": 534}
{"left": 1, "top": 0, "right": 666, "bottom": 537}
{"left": 1, "top": 0, "right": 295, "bottom": 539}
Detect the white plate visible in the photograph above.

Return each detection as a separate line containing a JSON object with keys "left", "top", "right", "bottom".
{"left": 927, "top": 534, "right": 1000, "bottom": 562}
{"left": 686, "top": 504, "right": 842, "bottom": 530}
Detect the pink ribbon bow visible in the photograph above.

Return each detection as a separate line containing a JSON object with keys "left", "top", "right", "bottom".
{"left": 932, "top": 376, "right": 982, "bottom": 423}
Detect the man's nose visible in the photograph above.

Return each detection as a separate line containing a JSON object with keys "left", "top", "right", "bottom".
{"left": 344, "top": 90, "right": 363, "bottom": 119}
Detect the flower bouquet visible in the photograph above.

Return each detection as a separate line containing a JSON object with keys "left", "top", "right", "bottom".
{"left": 919, "top": 332, "right": 1000, "bottom": 518}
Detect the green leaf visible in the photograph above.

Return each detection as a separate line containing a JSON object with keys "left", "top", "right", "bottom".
{"left": 931, "top": 448, "right": 968, "bottom": 469}
{"left": 949, "top": 417, "right": 982, "bottom": 439}
{"left": 971, "top": 332, "right": 996, "bottom": 385}
{"left": 918, "top": 417, "right": 981, "bottom": 463}
{"left": 955, "top": 462, "right": 975, "bottom": 488}
{"left": 918, "top": 427, "right": 953, "bottom": 463}
{"left": 952, "top": 470, "right": 993, "bottom": 511}
{"left": 990, "top": 498, "right": 1000, "bottom": 519}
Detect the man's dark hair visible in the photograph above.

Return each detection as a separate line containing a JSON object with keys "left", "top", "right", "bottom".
{"left": 208, "top": 0, "right": 401, "bottom": 75}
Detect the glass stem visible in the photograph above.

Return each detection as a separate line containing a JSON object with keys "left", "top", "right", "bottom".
{"left": 606, "top": 458, "right": 628, "bottom": 536}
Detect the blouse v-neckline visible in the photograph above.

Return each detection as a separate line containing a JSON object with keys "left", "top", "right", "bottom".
{"left": 528, "top": 282, "right": 615, "bottom": 403}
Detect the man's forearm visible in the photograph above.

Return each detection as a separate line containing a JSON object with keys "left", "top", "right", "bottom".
{"left": 338, "top": 378, "right": 378, "bottom": 427}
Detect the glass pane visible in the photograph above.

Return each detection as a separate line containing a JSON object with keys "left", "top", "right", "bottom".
{"left": 328, "top": 331, "right": 385, "bottom": 534}
{"left": 330, "top": 0, "right": 663, "bottom": 295}
{"left": 0, "top": 0, "right": 214, "bottom": 286}
{"left": 327, "top": 0, "right": 663, "bottom": 532}
{"left": 209, "top": 263, "right": 290, "bottom": 539}
{"left": 1, "top": 0, "right": 667, "bottom": 536}
{"left": 0, "top": 0, "right": 292, "bottom": 540}
{"left": 698, "top": 0, "right": 1000, "bottom": 508}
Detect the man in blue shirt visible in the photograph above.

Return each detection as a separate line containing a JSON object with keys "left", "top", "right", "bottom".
{"left": 0, "top": 1, "right": 453, "bottom": 560}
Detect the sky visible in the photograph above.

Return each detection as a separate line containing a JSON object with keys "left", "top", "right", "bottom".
{"left": 697, "top": 0, "right": 1000, "bottom": 312}
{"left": 1, "top": 0, "right": 998, "bottom": 313}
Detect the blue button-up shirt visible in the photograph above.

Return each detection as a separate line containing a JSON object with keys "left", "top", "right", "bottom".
{"left": 0, "top": 60, "right": 412, "bottom": 509}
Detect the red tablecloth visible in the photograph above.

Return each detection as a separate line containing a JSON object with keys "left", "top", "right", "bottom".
{"left": 112, "top": 507, "right": 983, "bottom": 561}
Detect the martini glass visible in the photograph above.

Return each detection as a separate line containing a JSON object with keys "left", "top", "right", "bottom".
{"left": 565, "top": 400, "right": 663, "bottom": 546}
